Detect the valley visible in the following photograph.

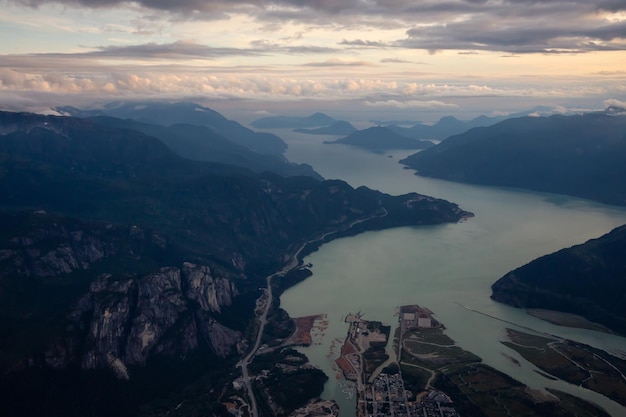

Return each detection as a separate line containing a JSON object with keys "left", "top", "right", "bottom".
{"left": 278, "top": 128, "right": 626, "bottom": 417}
{"left": 0, "top": 108, "right": 470, "bottom": 417}
{"left": 2, "top": 104, "right": 626, "bottom": 417}
{"left": 4, "top": 0, "right": 626, "bottom": 414}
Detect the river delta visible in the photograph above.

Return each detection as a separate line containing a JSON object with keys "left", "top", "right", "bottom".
{"left": 272, "top": 130, "right": 626, "bottom": 417}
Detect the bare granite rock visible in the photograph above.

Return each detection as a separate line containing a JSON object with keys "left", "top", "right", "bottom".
{"left": 47, "top": 265, "right": 241, "bottom": 377}
{"left": 183, "top": 262, "right": 238, "bottom": 313}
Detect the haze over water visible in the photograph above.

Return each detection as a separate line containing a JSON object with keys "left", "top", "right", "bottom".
{"left": 275, "top": 131, "right": 626, "bottom": 417}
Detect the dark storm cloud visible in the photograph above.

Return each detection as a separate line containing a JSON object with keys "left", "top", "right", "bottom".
{"left": 9, "top": 0, "right": 626, "bottom": 53}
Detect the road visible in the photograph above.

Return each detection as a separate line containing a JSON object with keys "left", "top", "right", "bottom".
{"left": 236, "top": 206, "right": 388, "bottom": 417}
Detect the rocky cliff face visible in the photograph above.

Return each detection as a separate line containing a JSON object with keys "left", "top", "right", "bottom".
{"left": 0, "top": 217, "right": 176, "bottom": 280}
{"left": 0, "top": 214, "right": 242, "bottom": 379}
{"left": 183, "top": 262, "right": 237, "bottom": 314}
{"left": 0, "top": 222, "right": 116, "bottom": 279}
{"left": 0, "top": 109, "right": 474, "bottom": 416}
{"left": 47, "top": 263, "right": 241, "bottom": 378}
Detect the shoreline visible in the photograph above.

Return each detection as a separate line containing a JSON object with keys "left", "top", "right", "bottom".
{"left": 526, "top": 309, "right": 614, "bottom": 334}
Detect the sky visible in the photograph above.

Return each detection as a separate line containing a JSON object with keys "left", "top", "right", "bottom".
{"left": 1, "top": 0, "right": 626, "bottom": 122}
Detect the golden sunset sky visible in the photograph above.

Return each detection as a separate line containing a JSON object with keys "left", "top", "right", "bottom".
{"left": 1, "top": 0, "right": 625, "bottom": 121}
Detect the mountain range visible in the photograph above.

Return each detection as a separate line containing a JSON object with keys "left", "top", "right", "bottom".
{"left": 250, "top": 112, "right": 337, "bottom": 129}
{"left": 87, "top": 115, "right": 321, "bottom": 179}
{"left": 6, "top": 101, "right": 624, "bottom": 415}
{"left": 387, "top": 105, "right": 579, "bottom": 141}
{"left": 58, "top": 101, "right": 287, "bottom": 155}
{"left": 388, "top": 114, "right": 503, "bottom": 140}
{"left": 400, "top": 109, "right": 626, "bottom": 206}
{"left": 0, "top": 107, "right": 470, "bottom": 416}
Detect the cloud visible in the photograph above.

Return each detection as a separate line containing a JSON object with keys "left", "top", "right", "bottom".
{"left": 91, "top": 40, "right": 265, "bottom": 58}
{"left": 89, "top": 40, "right": 338, "bottom": 59}
{"left": 249, "top": 39, "right": 338, "bottom": 55}
{"left": 302, "top": 58, "right": 376, "bottom": 67}
{"left": 399, "top": 12, "right": 626, "bottom": 54}
{"left": 365, "top": 99, "right": 459, "bottom": 109}
{"left": 380, "top": 58, "right": 416, "bottom": 64}
{"left": 604, "top": 98, "right": 626, "bottom": 108}
{"left": 5, "top": 0, "right": 626, "bottom": 55}
{"left": 0, "top": 64, "right": 620, "bottom": 102}
{"left": 0, "top": 42, "right": 338, "bottom": 80}
{"left": 0, "top": 41, "right": 268, "bottom": 68}
{"left": 0, "top": 38, "right": 340, "bottom": 73}
{"left": 339, "top": 39, "right": 388, "bottom": 48}
{"left": 595, "top": 70, "right": 626, "bottom": 76}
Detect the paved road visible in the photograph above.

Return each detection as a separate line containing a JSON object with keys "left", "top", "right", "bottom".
{"left": 236, "top": 206, "right": 388, "bottom": 417}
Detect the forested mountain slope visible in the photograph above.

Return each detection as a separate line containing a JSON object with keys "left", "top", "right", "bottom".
{"left": 401, "top": 110, "right": 626, "bottom": 205}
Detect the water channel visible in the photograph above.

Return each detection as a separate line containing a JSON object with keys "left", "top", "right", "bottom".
{"left": 272, "top": 130, "right": 626, "bottom": 416}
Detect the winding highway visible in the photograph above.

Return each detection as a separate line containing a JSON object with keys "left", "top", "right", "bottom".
{"left": 236, "top": 206, "right": 388, "bottom": 417}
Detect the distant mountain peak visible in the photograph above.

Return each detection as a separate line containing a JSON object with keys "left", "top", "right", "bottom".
{"left": 294, "top": 120, "right": 356, "bottom": 136}
{"left": 56, "top": 101, "right": 287, "bottom": 155}
{"left": 435, "top": 115, "right": 462, "bottom": 127}
{"left": 400, "top": 111, "right": 626, "bottom": 206}
{"left": 251, "top": 112, "right": 337, "bottom": 129}
{"left": 326, "top": 125, "right": 433, "bottom": 151}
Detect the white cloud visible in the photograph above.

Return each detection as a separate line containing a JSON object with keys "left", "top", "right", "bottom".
{"left": 0, "top": 66, "right": 623, "bottom": 104}
{"left": 302, "top": 58, "right": 376, "bottom": 67}
{"left": 604, "top": 98, "right": 626, "bottom": 108}
{"left": 364, "top": 99, "right": 459, "bottom": 109}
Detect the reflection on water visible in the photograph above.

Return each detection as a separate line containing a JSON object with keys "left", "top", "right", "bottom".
{"left": 274, "top": 130, "right": 626, "bottom": 417}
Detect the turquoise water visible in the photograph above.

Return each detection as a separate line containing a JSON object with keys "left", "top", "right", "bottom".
{"left": 275, "top": 130, "right": 626, "bottom": 416}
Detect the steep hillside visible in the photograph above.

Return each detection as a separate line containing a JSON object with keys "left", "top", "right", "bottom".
{"left": 400, "top": 111, "right": 626, "bottom": 205}
{"left": 492, "top": 225, "right": 626, "bottom": 334}
{"left": 0, "top": 110, "right": 470, "bottom": 416}
{"left": 57, "top": 101, "right": 287, "bottom": 155}
{"left": 0, "top": 110, "right": 468, "bottom": 265}
{"left": 86, "top": 116, "right": 322, "bottom": 179}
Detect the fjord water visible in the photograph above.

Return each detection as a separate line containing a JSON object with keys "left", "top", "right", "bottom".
{"left": 276, "top": 131, "right": 626, "bottom": 416}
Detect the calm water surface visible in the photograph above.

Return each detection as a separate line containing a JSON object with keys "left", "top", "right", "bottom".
{"left": 273, "top": 130, "right": 626, "bottom": 416}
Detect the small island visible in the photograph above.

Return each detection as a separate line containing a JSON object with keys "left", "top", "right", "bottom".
{"left": 325, "top": 126, "right": 434, "bottom": 152}
{"left": 294, "top": 121, "right": 357, "bottom": 136}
